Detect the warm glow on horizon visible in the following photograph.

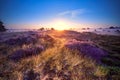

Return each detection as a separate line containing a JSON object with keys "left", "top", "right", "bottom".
{"left": 49, "top": 19, "right": 71, "bottom": 30}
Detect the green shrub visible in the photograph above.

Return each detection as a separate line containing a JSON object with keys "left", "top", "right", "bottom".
{"left": 94, "top": 66, "right": 110, "bottom": 77}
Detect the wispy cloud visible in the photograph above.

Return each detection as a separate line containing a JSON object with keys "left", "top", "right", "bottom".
{"left": 58, "top": 9, "right": 86, "bottom": 18}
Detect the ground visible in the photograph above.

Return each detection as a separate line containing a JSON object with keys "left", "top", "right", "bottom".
{"left": 0, "top": 30, "right": 120, "bottom": 80}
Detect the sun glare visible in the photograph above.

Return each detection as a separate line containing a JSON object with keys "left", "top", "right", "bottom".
{"left": 50, "top": 19, "right": 71, "bottom": 30}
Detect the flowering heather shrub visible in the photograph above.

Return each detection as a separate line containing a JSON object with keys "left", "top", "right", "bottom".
{"left": 9, "top": 45, "right": 44, "bottom": 61}
{"left": 0, "top": 37, "right": 2, "bottom": 41}
{"left": 4, "top": 36, "right": 37, "bottom": 45}
{"left": 44, "top": 35, "right": 54, "bottom": 41}
{"left": 65, "top": 41, "right": 108, "bottom": 63}
{"left": 23, "top": 69, "right": 40, "bottom": 80}
{"left": 36, "top": 34, "right": 54, "bottom": 42}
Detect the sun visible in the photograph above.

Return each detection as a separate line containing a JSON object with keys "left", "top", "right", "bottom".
{"left": 49, "top": 19, "right": 70, "bottom": 30}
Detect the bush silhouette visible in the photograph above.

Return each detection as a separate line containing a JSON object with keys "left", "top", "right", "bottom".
{"left": 0, "top": 21, "right": 6, "bottom": 32}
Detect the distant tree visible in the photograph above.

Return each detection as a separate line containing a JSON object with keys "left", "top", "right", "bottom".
{"left": 109, "top": 26, "right": 114, "bottom": 29}
{"left": 51, "top": 27, "right": 55, "bottom": 30}
{"left": 39, "top": 27, "right": 44, "bottom": 31}
{"left": 115, "top": 29, "right": 120, "bottom": 33}
{"left": 87, "top": 27, "right": 90, "bottom": 29}
{"left": 0, "top": 21, "right": 6, "bottom": 32}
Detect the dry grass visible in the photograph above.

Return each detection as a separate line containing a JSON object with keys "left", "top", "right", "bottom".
{"left": 17, "top": 38, "right": 99, "bottom": 80}
{"left": 0, "top": 31, "right": 120, "bottom": 80}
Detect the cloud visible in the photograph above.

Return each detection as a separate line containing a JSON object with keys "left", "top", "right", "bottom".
{"left": 58, "top": 9, "right": 86, "bottom": 18}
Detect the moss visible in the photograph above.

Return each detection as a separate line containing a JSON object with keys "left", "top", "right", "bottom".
{"left": 94, "top": 66, "right": 110, "bottom": 77}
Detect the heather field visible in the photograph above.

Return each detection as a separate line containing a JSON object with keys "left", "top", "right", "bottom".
{"left": 0, "top": 30, "right": 120, "bottom": 80}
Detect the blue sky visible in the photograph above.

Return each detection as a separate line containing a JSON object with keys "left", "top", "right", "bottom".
{"left": 0, "top": 0, "right": 120, "bottom": 29}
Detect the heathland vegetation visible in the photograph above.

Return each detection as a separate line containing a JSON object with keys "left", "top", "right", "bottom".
{"left": 0, "top": 30, "right": 120, "bottom": 80}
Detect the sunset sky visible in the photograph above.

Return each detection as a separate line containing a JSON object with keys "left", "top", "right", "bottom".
{"left": 0, "top": 0, "right": 120, "bottom": 29}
